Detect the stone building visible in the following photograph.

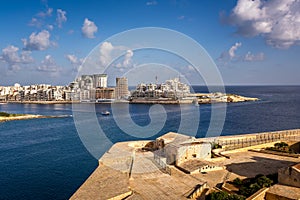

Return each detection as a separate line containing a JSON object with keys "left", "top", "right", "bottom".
{"left": 278, "top": 163, "right": 300, "bottom": 188}
{"left": 155, "top": 132, "right": 211, "bottom": 165}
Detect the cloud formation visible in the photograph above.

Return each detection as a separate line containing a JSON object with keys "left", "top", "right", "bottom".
{"left": 0, "top": 45, "right": 34, "bottom": 71}
{"left": 98, "top": 42, "right": 133, "bottom": 69}
{"left": 99, "top": 42, "right": 114, "bottom": 66}
{"left": 218, "top": 42, "right": 264, "bottom": 63}
{"left": 123, "top": 50, "right": 134, "bottom": 67}
{"left": 29, "top": 7, "right": 53, "bottom": 28}
{"left": 81, "top": 18, "right": 98, "bottom": 38}
{"left": 229, "top": 42, "right": 242, "bottom": 59}
{"left": 28, "top": 18, "right": 42, "bottom": 27}
{"left": 244, "top": 52, "right": 265, "bottom": 61}
{"left": 66, "top": 54, "right": 78, "bottom": 64}
{"left": 22, "top": 30, "right": 51, "bottom": 51}
{"left": 65, "top": 54, "right": 83, "bottom": 72}
{"left": 56, "top": 9, "right": 67, "bottom": 28}
{"left": 37, "top": 7, "right": 53, "bottom": 18}
{"left": 37, "top": 55, "right": 60, "bottom": 72}
{"left": 225, "top": 0, "right": 300, "bottom": 48}
{"left": 219, "top": 42, "right": 242, "bottom": 61}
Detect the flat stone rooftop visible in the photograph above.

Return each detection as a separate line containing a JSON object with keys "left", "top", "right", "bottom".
{"left": 71, "top": 131, "right": 300, "bottom": 199}
{"left": 70, "top": 164, "right": 131, "bottom": 200}
{"left": 266, "top": 184, "right": 300, "bottom": 199}
{"left": 71, "top": 140, "right": 206, "bottom": 199}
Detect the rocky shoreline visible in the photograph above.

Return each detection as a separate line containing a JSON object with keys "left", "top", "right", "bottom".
{"left": 131, "top": 93, "right": 259, "bottom": 104}
{"left": 0, "top": 114, "right": 69, "bottom": 122}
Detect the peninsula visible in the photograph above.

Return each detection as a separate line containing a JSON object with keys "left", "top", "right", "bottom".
{"left": 1, "top": 76, "right": 259, "bottom": 104}
{"left": 130, "top": 92, "right": 258, "bottom": 104}
{"left": 0, "top": 112, "right": 67, "bottom": 122}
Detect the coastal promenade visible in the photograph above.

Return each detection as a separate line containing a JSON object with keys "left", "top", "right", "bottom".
{"left": 71, "top": 129, "right": 300, "bottom": 200}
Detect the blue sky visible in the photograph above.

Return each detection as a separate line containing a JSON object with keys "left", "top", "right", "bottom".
{"left": 0, "top": 0, "right": 299, "bottom": 86}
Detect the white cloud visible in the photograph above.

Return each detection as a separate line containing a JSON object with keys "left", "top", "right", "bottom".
{"left": 226, "top": 0, "right": 300, "bottom": 48}
{"left": 97, "top": 42, "right": 133, "bottom": 69}
{"left": 37, "top": 7, "right": 53, "bottom": 18}
{"left": 66, "top": 54, "right": 78, "bottom": 64}
{"left": 37, "top": 55, "right": 60, "bottom": 72}
{"left": 29, "top": 7, "right": 53, "bottom": 28}
{"left": 28, "top": 18, "right": 42, "bottom": 27}
{"left": 65, "top": 54, "right": 83, "bottom": 72}
{"left": 22, "top": 30, "right": 51, "bottom": 51}
{"left": 229, "top": 42, "right": 242, "bottom": 59}
{"left": 218, "top": 42, "right": 264, "bottom": 63}
{"left": 81, "top": 18, "right": 98, "bottom": 38}
{"left": 244, "top": 52, "right": 265, "bottom": 61}
{"left": 47, "top": 24, "right": 54, "bottom": 31}
{"left": 0, "top": 45, "right": 34, "bottom": 71}
{"left": 20, "top": 51, "right": 34, "bottom": 64}
{"left": 56, "top": 9, "right": 67, "bottom": 28}
{"left": 123, "top": 50, "right": 134, "bottom": 67}
{"left": 99, "top": 42, "right": 114, "bottom": 66}
{"left": 146, "top": 1, "right": 157, "bottom": 6}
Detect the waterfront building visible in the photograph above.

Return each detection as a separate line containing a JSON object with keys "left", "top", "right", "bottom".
{"left": 131, "top": 77, "right": 190, "bottom": 99}
{"left": 80, "top": 89, "right": 91, "bottom": 101}
{"left": 93, "top": 74, "right": 107, "bottom": 88}
{"left": 95, "top": 87, "right": 115, "bottom": 100}
{"left": 76, "top": 74, "right": 108, "bottom": 90}
{"left": 115, "top": 77, "right": 129, "bottom": 99}
{"left": 0, "top": 83, "right": 74, "bottom": 102}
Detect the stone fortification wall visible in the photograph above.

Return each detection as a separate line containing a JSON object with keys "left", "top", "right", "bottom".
{"left": 215, "top": 129, "right": 300, "bottom": 151}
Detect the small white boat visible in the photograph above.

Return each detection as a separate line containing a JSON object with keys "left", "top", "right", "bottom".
{"left": 101, "top": 111, "right": 110, "bottom": 116}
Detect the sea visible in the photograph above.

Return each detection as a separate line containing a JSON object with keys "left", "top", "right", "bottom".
{"left": 0, "top": 86, "right": 300, "bottom": 199}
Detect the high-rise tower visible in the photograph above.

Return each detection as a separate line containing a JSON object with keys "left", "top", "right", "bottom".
{"left": 115, "top": 77, "right": 129, "bottom": 99}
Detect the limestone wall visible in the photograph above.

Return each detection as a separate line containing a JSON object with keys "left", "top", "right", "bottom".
{"left": 278, "top": 165, "right": 300, "bottom": 188}
{"left": 176, "top": 143, "right": 211, "bottom": 165}
{"left": 215, "top": 129, "right": 300, "bottom": 151}
{"left": 246, "top": 187, "right": 269, "bottom": 200}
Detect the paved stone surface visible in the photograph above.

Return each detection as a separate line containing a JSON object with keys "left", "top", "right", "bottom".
{"left": 266, "top": 184, "right": 300, "bottom": 199}
{"left": 70, "top": 164, "right": 131, "bottom": 200}
{"left": 192, "top": 169, "right": 228, "bottom": 188}
{"left": 129, "top": 150, "right": 204, "bottom": 199}
{"left": 71, "top": 132, "right": 300, "bottom": 199}
{"left": 212, "top": 151, "right": 300, "bottom": 179}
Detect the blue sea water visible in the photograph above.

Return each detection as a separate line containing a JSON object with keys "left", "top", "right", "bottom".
{"left": 0, "top": 86, "right": 300, "bottom": 199}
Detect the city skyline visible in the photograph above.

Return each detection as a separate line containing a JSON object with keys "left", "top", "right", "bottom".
{"left": 0, "top": 0, "right": 300, "bottom": 86}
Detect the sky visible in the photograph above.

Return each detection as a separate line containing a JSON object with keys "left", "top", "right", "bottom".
{"left": 0, "top": 0, "right": 299, "bottom": 86}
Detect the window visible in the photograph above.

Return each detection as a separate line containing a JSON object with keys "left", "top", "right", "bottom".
{"left": 192, "top": 154, "right": 197, "bottom": 158}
